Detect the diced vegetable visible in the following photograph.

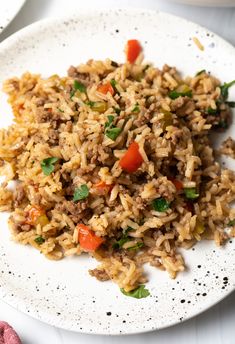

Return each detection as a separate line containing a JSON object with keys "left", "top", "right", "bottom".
{"left": 87, "top": 101, "right": 107, "bottom": 113}
{"left": 169, "top": 178, "right": 183, "bottom": 191}
{"left": 196, "top": 69, "right": 206, "bottom": 76}
{"left": 152, "top": 198, "right": 170, "bottom": 212}
{"left": 126, "top": 39, "right": 142, "bottom": 63}
{"left": 120, "top": 285, "right": 150, "bottom": 298}
{"left": 161, "top": 110, "right": 173, "bottom": 130}
{"left": 119, "top": 141, "right": 143, "bottom": 173}
{"left": 77, "top": 224, "right": 104, "bottom": 251}
{"left": 41, "top": 157, "right": 59, "bottom": 176}
{"left": 128, "top": 242, "right": 144, "bottom": 250}
{"left": 227, "top": 219, "right": 235, "bottom": 226}
{"left": 220, "top": 80, "right": 235, "bottom": 100}
{"left": 34, "top": 236, "right": 45, "bottom": 245}
{"left": 97, "top": 82, "right": 114, "bottom": 95}
{"left": 74, "top": 80, "right": 86, "bottom": 93}
{"left": 25, "top": 205, "right": 45, "bottom": 226}
{"left": 37, "top": 214, "right": 49, "bottom": 227}
{"left": 169, "top": 84, "right": 192, "bottom": 99}
{"left": 132, "top": 104, "right": 140, "bottom": 113}
{"left": 73, "top": 184, "right": 89, "bottom": 201}
{"left": 184, "top": 188, "right": 199, "bottom": 200}
{"left": 94, "top": 180, "right": 113, "bottom": 193}
{"left": 194, "top": 220, "right": 205, "bottom": 237}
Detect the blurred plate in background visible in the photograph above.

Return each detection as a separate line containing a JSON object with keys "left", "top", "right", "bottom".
{"left": 0, "top": 0, "right": 25, "bottom": 35}
{"left": 169, "top": 0, "right": 235, "bottom": 6}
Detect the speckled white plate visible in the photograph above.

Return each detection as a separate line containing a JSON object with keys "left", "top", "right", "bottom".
{"left": 0, "top": 9, "right": 235, "bottom": 335}
{"left": 0, "top": 0, "right": 25, "bottom": 35}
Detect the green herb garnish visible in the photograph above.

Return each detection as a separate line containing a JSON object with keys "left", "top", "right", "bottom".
{"left": 184, "top": 188, "right": 199, "bottom": 200}
{"left": 128, "top": 242, "right": 144, "bottom": 251}
{"left": 217, "top": 120, "right": 228, "bottom": 129}
{"left": 226, "top": 101, "right": 235, "bottom": 108}
{"left": 207, "top": 107, "right": 217, "bottom": 114}
{"left": 58, "top": 108, "right": 64, "bottom": 113}
{"left": 105, "top": 127, "right": 122, "bottom": 141}
{"left": 113, "top": 107, "right": 121, "bottom": 115}
{"left": 228, "top": 219, "right": 235, "bottom": 226}
{"left": 143, "top": 64, "right": 150, "bottom": 72}
{"left": 104, "top": 115, "right": 114, "bottom": 128}
{"left": 74, "top": 80, "right": 86, "bottom": 93}
{"left": 34, "top": 236, "right": 45, "bottom": 245}
{"left": 120, "top": 285, "right": 150, "bottom": 299}
{"left": 85, "top": 100, "right": 95, "bottom": 107}
{"left": 220, "top": 80, "right": 235, "bottom": 100}
{"left": 169, "top": 90, "right": 192, "bottom": 100}
{"left": 152, "top": 198, "right": 170, "bottom": 212}
{"left": 73, "top": 184, "right": 89, "bottom": 201}
{"left": 70, "top": 90, "right": 75, "bottom": 99}
{"left": 113, "top": 227, "right": 133, "bottom": 249}
{"left": 110, "top": 79, "right": 117, "bottom": 88}
{"left": 196, "top": 69, "right": 206, "bottom": 76}
{"left": 41, "top": 157, "right": 59, "bottom": 176}
{"left": 132, "top": 104, "right": 140, "bottom": 113}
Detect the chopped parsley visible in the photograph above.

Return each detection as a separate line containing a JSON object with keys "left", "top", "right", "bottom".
{"left": 184, "top": 188, "right": 199, "bottom": 200}
{"left": 220, "top": 80, "right": 235, "bottom": 100}
{"left": 227, "top": 219, "right": 235, "bottom": 226}
{"left": 104, "top": 115, "right": 122, "bottom": 141}
{"left": 196, "top": 69, "right": 206, "bottom": 76}
{"left": 110, "top": 79, "right": 117, "bottom": 88}
{"left": 34, "top": 236, "right": 45, "bottom": 245}
{"left": 85, "top": 100, "right": 95, "bottom": 107}
{"left": 70, "top": 89, "right": 75, "bottom": 99}
{"left": 113, "top": 227, "right": 133, "bottom": 249}
{"left": 217, "top": 120, "right": 228, "bottom": 129}
{"left": 73, "top": 184, "right": 89, "bottom": 201}
{"left": 226, "top": 101, "right": 235, "bottom": 108}
{"left": 120, "top": 285, "right": 150, "bottom": 299}
{"left": 105, "top": 127, "right": 122, "bottom": 140}
{"left": 207, "top": 107, "right": 217, "bottom": 115}
{"left": 74, "top": 80, "right": 86, "bottom": 93}
{"left": 132, "top": 104, "right": 140, "bottom": 113}
{"left": 41, "top": 157, "right": 59, "bottom": 176}
{"left": 113, "top": 107, "right": 121, "bottom": 115}
{"left": 169, "top": 90, "right": 192, "bottom": 99}
{"left": 152, "top": 198, "right": 170, "bottom": 212}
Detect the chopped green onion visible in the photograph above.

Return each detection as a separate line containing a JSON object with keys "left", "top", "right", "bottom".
{"left": 73, "top": 184, "right": 89, "bottom": 201}
{"left": 169, "top": 90, "right": 192, "bottom": 99}
{"left": 196, "top": 69, "right": 206, "bottom": 76}
{"left": 105, "top": 127, "right": 122, "bottom": 141}
{"left": 220, "top": 80, "right": 235, "bottom": 100}
{"left": 41, "top": 157, "right": 59, "bottom": 176}
{"left": 34, "top": 236, "right": 45, "bottom": 245}
{"left": 132, "top": 104, "right": 140, "bottom": 113}
{"left": 74, "top": 80, "right": 86, "bottom": 93}
{"left": 184, "top": 188, "right": 199, "bottom": 200}
{"left": 152, "top": 198, "right": 170, "bottom": 212}
{"left": 120, "top": 285, "right": 150, "bottom": 299}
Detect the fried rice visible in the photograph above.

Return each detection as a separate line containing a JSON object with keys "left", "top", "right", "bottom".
{"left": 0, "top": 41, "right": 235, "bottom": 294}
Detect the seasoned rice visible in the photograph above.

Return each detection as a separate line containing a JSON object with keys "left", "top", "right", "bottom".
{"left": 0, "top": 42, "right": 235, "bottom": 293}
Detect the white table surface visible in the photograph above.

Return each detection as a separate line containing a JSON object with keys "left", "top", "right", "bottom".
{"left": 0, "top": 0, "right": 235, "bottom": 343}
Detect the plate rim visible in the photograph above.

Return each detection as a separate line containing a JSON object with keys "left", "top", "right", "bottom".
{"left": 0, "top": 8, "right": 235, "bottom": 335}
{"left": 0, "top": 0, "right": 26, "bottom": 35}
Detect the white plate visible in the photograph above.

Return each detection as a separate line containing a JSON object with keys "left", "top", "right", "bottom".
{"left": 0, "top": 9, "right": 235, "bottom": 335}
{"left": 0, "top": 0, "right": 25, "bottom": 35}
{"left": 169, "top": 0, "right": 235, "bottom": 6}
